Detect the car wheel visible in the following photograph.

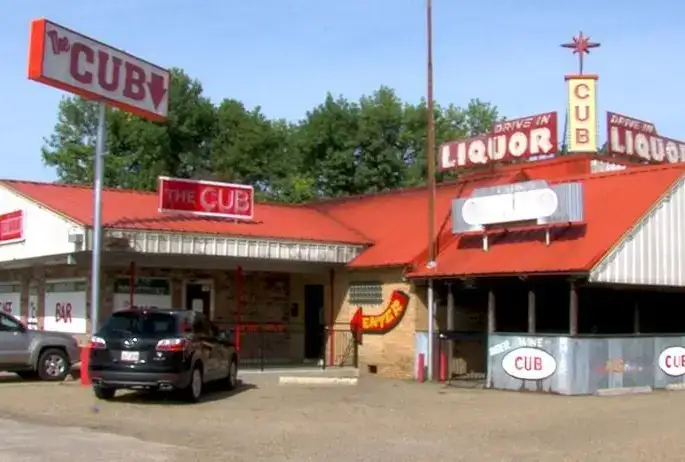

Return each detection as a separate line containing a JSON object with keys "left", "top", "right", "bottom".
{"left": 36, "top": 348, "right": 70, "bottom": 381}
{"left": 225, "top": 357, "right": 238, "bottom": 390}
{"left": 93, "top": 386, "right": 116, "bottom": 400}
{"left": 182, "top": 365, "right": 203, "bottom": 403}
{"left": 16, "top": 371, "right": 38, "bottom": 380}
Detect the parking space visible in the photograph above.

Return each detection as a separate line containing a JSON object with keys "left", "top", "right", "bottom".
{"left": 1, "top": 374, "right": 685, "bottom": 461}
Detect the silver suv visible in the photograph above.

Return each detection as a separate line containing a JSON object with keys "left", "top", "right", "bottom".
{"left": 0, "top": 311, "right": 80, "bottom": 381}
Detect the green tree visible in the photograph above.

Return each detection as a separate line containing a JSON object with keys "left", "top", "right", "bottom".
{"left": 42, "top": 68, "right": 215, "bottom": 190}
{"left": 42, "top": 72, "right": 500, "bottom": 202}
{"left": 210, "top": 100, "right": 301, "bottom": 201}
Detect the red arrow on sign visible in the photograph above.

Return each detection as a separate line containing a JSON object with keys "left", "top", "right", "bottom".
{"left": 147, "top": 73, "right": 168, "bottom": 111}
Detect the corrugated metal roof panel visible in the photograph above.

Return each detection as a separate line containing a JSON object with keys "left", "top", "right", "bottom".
{"left": 590, "top": 177, "right": 685, "bottom": 286}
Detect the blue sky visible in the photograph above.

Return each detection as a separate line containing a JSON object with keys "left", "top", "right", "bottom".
{"left": 2, "top": 1, "right": 682, "bottom": 182}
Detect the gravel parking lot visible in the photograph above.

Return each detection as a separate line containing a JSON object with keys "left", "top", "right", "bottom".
{"left": 1, "top": 373, "right": 684, "bottom": 461}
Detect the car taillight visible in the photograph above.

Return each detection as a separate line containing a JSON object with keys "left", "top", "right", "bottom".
{"left": 156, "top": 338, "right": 189, "bottom": 352}
{"left": 89, "top": 336, "right": 107, "bottom": 350}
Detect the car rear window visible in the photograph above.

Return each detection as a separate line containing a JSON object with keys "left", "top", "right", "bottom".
{"left": 99, "top": 312, "right": 178, "bottom": 337}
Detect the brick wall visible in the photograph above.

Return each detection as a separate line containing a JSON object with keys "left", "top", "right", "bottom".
{"left": 0, "top": 263, "right": 426, "bottom": 377}
{"left": 330, "top": 268, "right": 426, "bottom": 379}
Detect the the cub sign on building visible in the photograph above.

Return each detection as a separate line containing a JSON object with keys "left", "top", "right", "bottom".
{"left": 158, "top": 177, "right": 255, "bottom": 220}
{"left": 44, "top": 279, "right": 87, "bottom": 334}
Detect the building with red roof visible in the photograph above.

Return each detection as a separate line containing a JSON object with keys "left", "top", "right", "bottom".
{"left": 5, "top": 55, "right": 685, "bottom": 390}
{"left": 2, "top": 151, "right": 685, "bottom": 386}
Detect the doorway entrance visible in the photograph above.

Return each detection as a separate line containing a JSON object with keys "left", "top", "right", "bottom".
{"left": 184, "top": 280, "right": 213, "bottom": 318}
{"left": 304, "top": 284, "right": 325, "bottom": 360}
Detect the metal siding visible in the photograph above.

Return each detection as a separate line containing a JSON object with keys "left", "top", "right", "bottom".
{"left": 451, "top": 198, "right": 482, "bottom": 234}
{"left": 590, "top": 177, "right": 685, "bottom": 285}
{"left": 103, "top": 229, "right": 366, "bottom": 264}
{"left": 547, "top": 182, "right": 584, "bottom": 224}
{"left": 488, "top": 334, "right": 685, "bottom": 395}
{"left": 590, "top": 159, "right": 628, "bottom": 173}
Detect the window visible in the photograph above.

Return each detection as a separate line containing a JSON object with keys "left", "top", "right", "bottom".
{"left": 0, "top": 313, "right": 23, "bottom": 332}
{"left": 348, "top": 281, "right": 383, "bottom": 305}
{"left": 99, "top": 312, "right": 178, "bottom": 337}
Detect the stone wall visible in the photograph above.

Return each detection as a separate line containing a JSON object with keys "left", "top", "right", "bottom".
{"left": 1, "top": 263, "right": 424, "bottom": 376}
{"left": 331, "top": 268, "right": 424, "bottom": 379}
{"left": 0, "top": 265, "right": 305, "bottom": 363}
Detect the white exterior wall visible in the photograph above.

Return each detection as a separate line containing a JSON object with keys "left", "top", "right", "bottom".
{"left": 0, "top": 185, "right": 84, "bottom": 262}
{"left": 590, "top": 176, "right": 685, "bottom": 286}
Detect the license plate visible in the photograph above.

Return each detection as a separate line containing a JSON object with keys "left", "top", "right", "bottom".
{"left": 120, "top": 351, "right": 139, "bottom": 362}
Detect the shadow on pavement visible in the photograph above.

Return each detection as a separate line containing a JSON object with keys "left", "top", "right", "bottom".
{"left": 0, "top": 367, "right": 82, "bottom": 385}
{"left": 111, "top": 380, "right": 258, "bottom": 405}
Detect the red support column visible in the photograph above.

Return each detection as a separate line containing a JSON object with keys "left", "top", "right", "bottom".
{"left": 328, "top": 269, "right": 335, "bottom": 367}
{"left": 235, "top": 266, "right": 243, "bottom": 351}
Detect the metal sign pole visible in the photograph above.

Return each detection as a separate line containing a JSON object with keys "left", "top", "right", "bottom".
{"left": 90, "top": 102, "right": 106, "bottom": 335}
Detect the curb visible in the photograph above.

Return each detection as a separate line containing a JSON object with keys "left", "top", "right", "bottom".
{"left": 595, "top": 386, "right": 652, "bottom": 397}
{"left": 278, "top": 376, "right": 358, "bottom": 386}
{"left": 665, "top": 383, "right": 685, "bottom": 391}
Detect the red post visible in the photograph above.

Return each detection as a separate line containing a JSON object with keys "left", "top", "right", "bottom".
{"left": 129, "top": 261, "right": 135, "bottom": 308}
{"left": 328, "top": 269, "right": 335, "bottom": 367}
{"left": 439, "top": 350, "right": 447, "bottom": 382}
{"left": 417, "top": 353, "right": 426, "bottom": 383}
{"left": 235, "top": 266, "right": 243, "bottom": 351}
{"left": 79, "top": 345, "right": 91, "bottom": 386}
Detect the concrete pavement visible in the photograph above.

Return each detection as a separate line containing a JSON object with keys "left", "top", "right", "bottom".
{"left": 0, "top": 418, "right": 191, "bottom": 462}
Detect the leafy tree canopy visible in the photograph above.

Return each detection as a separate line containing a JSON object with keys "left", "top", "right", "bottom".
{"left": 42, "top": 68, "right": 500, "bottom": 203}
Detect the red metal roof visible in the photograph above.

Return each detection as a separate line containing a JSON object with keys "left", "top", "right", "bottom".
{"left": 2, "top": 155, "right": 678, "bottom": 276}
{"left": 0, "top": 181, "right": 372, "bottom": 245}
{"left": 313, "top": 171, "right": 525, "bottom": 268}
{"left": 408, "top": 165, "right": 685, "bottom": 278}
{"left": 313, "top": 154, "right": 605, "bottom": 268}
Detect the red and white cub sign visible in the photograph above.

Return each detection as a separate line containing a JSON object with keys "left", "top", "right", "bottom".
{"left": 439, "top": 112, "right": 559, "bottom": 170}
{"left": 158, "top": 177, "right": 254, "bottom": 220}
{"left": 501, "top": 347, "right": 557, "bottom": 380}
{"left": 658, "top": 346, "right": 685, "bottom": 377}
{"left": 28, "top": 19, "right": 169, "bottom": 121}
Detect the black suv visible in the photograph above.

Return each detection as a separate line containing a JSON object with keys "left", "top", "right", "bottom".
{"left": 88, "top": 308, "right": 238, "bottom": 402}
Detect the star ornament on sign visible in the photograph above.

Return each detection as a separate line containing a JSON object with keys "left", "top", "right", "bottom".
{"left": 561, "top": 31, "right": 600, "bottom": 75}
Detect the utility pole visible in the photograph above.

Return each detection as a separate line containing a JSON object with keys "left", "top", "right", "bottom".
{"left": 425, "top": 0, "right": 437, "bottom": 381}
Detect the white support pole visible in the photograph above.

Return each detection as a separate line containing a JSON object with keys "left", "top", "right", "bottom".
{"left": 90, "top": 102, "right": 106, "bottom": 335}
{"left": 427, "top": 278, "right": 435, "bottom": 381}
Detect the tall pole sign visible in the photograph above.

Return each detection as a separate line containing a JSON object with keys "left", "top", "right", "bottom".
{"left": 425, "top": 0, "right": 437, "bottom": 382}
{"left": 561, "top": 32, "right": 599, "bottom": 154}
{"left": 27, "top": 19, "right": 170, "bottom": 336}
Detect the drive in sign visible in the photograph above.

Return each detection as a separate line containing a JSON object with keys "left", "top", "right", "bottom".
{"left": 28, "top": 19, "right": 169, "bottom": 121}
{"left": 439, "top": 112, "right": 558, "bottom": 170}
{"left": 607, "top": 112, "right": 685, "bottom": 164}
{"left": 158, "top": 177, "right": 255, "bottom": 220}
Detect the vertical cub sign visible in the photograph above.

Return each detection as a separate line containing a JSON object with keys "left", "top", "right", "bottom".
{"left": 28, "top": 19, "right": 169, "bottom": 121}
{"left": 566, "top": 75, "right": 598, "bottom": 153}
{"left": 43, "top": 279, "right": 87, "bottom": 334}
